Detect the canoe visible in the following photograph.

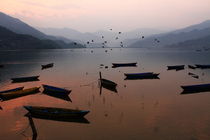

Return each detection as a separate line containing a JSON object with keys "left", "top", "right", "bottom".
{"left": 11, "top": 76, "right": 39, "bottom": 83}
{"left": 24, "top": 106, "right": 90, "bottom": 118}
{"left": 124, "top": 72, "right": 159, "bottom": 80}
{"left": 195, "top": 64, "right": 210, "bottom": 69}
{"left": 41, "top": 63, "right": 54, "bottom": 70}
{"left": 181, "top": 83, "right": 210, "bottom": 94}
{"left": 25, "top": 113, "right": 90, "bottom": 124}
{"left": 167, "top": 65, "right": 185, "bottom": 70}
{"left": 100, "top": 78, "right": 117, "bottom": 92}
{"left": 188, "top": 65, "right": 196, "bottom": 69}
{"left": 0, "top": 87, "right": 40, "bottom": 101}
{"left": 112, "top": 62, "right": 137, "bottom": 68}
{"left": 43, "top": 85, "right": 71, "bottom": 95}
{"left": 0, "top": 87, "right": 24, "bottom": 94}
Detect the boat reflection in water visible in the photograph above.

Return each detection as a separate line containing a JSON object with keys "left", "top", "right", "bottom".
{"left": 42, "top": 92, "right": 72, "bottom": 102}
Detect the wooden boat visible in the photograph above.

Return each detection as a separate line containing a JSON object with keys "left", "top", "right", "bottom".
{"left": 188, "top": 65, "right": 196, "bottom": 69}
{"left": 124, "top": 72, "right": 159, "bottom": 80}
{"left": 11, "top": 76, "right": 39, "bottom": 83}
{"left": 195, "top": 64, "right": 210, "bottom": 69}
{"left": 25, "top": 113, "right": 90, "bottom": 124}
{"left": 43, "top": 85, "right": 71, "bottom": 95}
{"left": 0, "top": 87, "right": 24, "bottom": 94}
{"left": 167, "top": 65, "right": 185, "bottom": 70}
{"left": 24, "top": 106, "right": 90, "bottom": 118}
{"left": 99, "top": 72, "right": 117, "bottom": 92}
{"left": 41, "top": 63, "right": 54, "bottom": 70}
{"left": 181, "top": 83, "right": 210, "bottom": 94}
{"left": 112, "top": 62, "right": 137, "bottom": 68}
{"left": 0, "top": 87, "right": 40, "bottom": 101}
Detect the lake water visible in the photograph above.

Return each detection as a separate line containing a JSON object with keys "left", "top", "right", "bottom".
{"left": 0, "top": 48, "right": 210, "bottom": 140}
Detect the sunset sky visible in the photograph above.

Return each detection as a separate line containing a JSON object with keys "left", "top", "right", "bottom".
{"left": 1, "top": 0, "right": 210, "bottom": 32}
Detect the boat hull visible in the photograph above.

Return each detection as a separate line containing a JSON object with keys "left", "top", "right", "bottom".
{"left": 11, "top": 76, "right": 39, "bottom": 83}
{"left": 41, "top": 63, "right": 54, "bottom": 70}
{"left": 167, "top": 65, "right": 185, "bottom": 71}
{"left": 0, "top": 87, "right": 40, "bottom": 101}
{"left": 124, "top": 72, "right": 159, "bottom": 80}
{"left": 181, "top": 84, "right": 210, "bottom": 94}
{"left": 195, "top": 64, "right": 210, "bottom": 69}
{"left": 0, "top": 87, "right": 24, "bottom": 94}
{"left": 24, "top": 106, "right": 90, "bottom": 118}
{"left": 43, "top": 85, "right": 71, "bottom": 95}
{"left": 112, "top": 62, "right": 137, "bottom": 68}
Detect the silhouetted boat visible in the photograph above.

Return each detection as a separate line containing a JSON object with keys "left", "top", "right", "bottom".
{"left": 0, "top": 87, "right": 24, "bottom": 94}
{"left": 11, "top": 76, "right": 39, "bottom": 83}
{"left": 25, "top": 113, "right": 90, "bottom": 124}
{"left": 0, "top": 87, "right": 40, "bottom": 101}
{"left": 167, "top": 65, "right": 185, "bottom": 71}
{"left": 43, "top": 85, "right": 71, "bottom": 95}
{"left": 195, "top": 64, "right": 210, "bottom": 69}
{"left": 99, "top": 72, "right": 117, "bottom": 92}
{"left": 41, "top": 63, "right": 54, "bottom": 70}
{"left": 112, "top": 62, "right": 137, "bottom": 68}
{"left": 188, "top": 65, "right": 196, "bottom": 69}
{"left": 181, "top": 83, "right": 210, "bottom": 94}
{"left": 124, "top": 72, "right": 159, "bottom": 80}
{"left": 24, "top": 106, "right": 90, "bottom": 118}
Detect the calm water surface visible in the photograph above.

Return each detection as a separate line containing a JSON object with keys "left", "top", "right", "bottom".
{"left": 0, "top": 48, "right": 210, "bottom": 140}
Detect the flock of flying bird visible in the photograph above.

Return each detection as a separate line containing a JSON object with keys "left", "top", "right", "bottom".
{"left": 73, "top": 28, "right": 160, "bottom": 48}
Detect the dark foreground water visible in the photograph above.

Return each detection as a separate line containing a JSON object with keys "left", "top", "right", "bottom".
{"left": 0, "top": 48, "right": 210, "bottom": 140}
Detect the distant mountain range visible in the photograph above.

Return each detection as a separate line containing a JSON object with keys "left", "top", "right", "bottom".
{"left": 0, "top": 26, "right": 84, "bottom": 50}
{"left": 38, "top": 27, "right": 166, "bottom": 47}
{"left": 129, "top": 20, "right": 210, "bottom": 49}
{"left": 1, "top": 11, "right": 210, "bottom": 50}
{"left": 0, "top": 12, "right": 84, "bottom": 49}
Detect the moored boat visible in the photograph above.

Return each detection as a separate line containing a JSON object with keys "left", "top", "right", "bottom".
{"left": 195, "top": 64, "right": 210, "bottom": 69}
{"left": 24, "top": 106, "right": 90, "bottom": 118}
{"left": 42, "top": 84, "right": 71, "bottom": 95}
{"left": 112, "top": 62, "right": 137, "bottom": 68}
{"left": 124, "top": 72, "right": 159, "bottom": 80}
{"left": 0, "top": 87, "right": 40, "bottom": 101}
{"left": 41, "top": 63, "right": 54, "bottom": 70}
{"left": 167, "top": 65, "right": 185, "bottom": 71}
{"left": 25, "top": 113, "right": 90, "bottom": 124}
{"left": 0, "top": 87, "right": 24, "bottom": 94}
{"left": 188, "top": 65, "right": 196, "bottom": 69}
{"left": 181, "top": 83, "right": 210, "bottom": 94}
{"left": 11, "top": 76, "right": 39, "bottom": 83}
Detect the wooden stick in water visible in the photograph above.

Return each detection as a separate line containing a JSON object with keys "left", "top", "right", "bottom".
{"left": 99, "top": 71, "right": 102, "bottom": 80}
{"left": 27, "top": 115, "right": 37, "bottom": 138}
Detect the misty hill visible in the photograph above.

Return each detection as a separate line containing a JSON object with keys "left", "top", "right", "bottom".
{"left": 129, "top": 20, "right": 210, "bottom": 48}
{"left": 39, "top": 27, "right": 166, "bottom": 47}
{"left": 0, "top": 26, "right": 84, "bottom": 50}
{"left": 165, "top": 35, "right": 210, "bottom": 50}
{"left": 38, "top": 27, "right": 101, "bottom": 43}
{"left": 0, "top": 12, "right": 79, "bottom": 44}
